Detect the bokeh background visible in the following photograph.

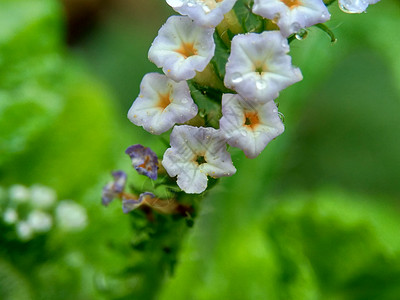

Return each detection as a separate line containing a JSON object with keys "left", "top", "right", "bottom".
{"left": 1, "top": 0, "right": 400, "bottom": 299}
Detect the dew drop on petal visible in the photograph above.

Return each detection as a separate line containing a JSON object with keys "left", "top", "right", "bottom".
{"left": 256, "top": 79, "right": 267, "bottom": 90}
{"left": 202, "top": 6, "right": 211, "bottom": 13}
{"left": 231, "top": 72, "right": 243, "bottom": 84}
{"left": 241, "top": 130, "right": 247, "bottom": 136}
{"left": 182, "top": 98, "right": 188, "bottom": 104}
{"left": 290, "top": 22, "right": 302, "bottom": 34}
{"left": 339, "top": 0, "right": 368, "bottom": 13}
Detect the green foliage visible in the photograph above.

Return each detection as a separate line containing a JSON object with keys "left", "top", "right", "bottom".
{"left": 233, "top": 0, "right": 265, "bottom": 33}
{"left": 158, "top": 189, "right": 400, "bottom": 300}
{"left": 211, "top": 32, "right": 230, "bottom": 80}
{"left": 0, "top": 258, "right": 32, "bottom": 300}
{"left": 0, "top": 0, "right": 64, "bottom": 166}
{"left": 188, "top": 81, "right": 223, "bottom": 129}
{"left": 265, "top": 191, "right": 400, "bottom": 300}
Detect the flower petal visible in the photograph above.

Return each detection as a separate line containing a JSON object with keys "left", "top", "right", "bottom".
{"left": 220, "top": 94, "right": 284, "bottom": 158}
{"left": 125, "top": 144, "right": 159, "bottom": 180}
{"left": 224, "top": 31, "right": 302, "bottom": 102}
{"left": 253, "top": 0, "right": 330, "bottom": 37}
{"left": 166, "top": 0, "right": 238, "bottom": 27}
{"left": 148, "top": 16, "right": 215, "bottom": 81}
{"left": 162, "top": 125, "right": 236, "bottom": 194}
{"left": 101, "top": 171, "right": 127, "bottom": 206}
{"left": 128, "top": 73, "right": 198, "bottom": 135}
{"left": 122, "top": 192, "right": 155, "bottom": 213}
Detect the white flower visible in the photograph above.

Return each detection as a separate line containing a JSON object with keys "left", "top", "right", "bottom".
{"left": 16, "top": 221, "right": 33, "bottom": 241}
{"left": 128, "top": 73, "right": 198, "bottom": 134}
{"left": 219, "top": 94, "right": 284, "bottom": 158}
{"left": 27, "top": 210, "right": 53, "bottom": 233}
{"left": 166, "top": 0, "right": 238, "bottom": 27}
{"left": 224, "top": 31, "right": 302, "bottom": 102}
{"left": 148, "top": 16, "right": 215, "bottom": 81}
{"left": 338, "top": 0, "right": 380, "bottom": 13}
{"left": 253, "top": 0, "right": 330, "bottom": 37}
{"left": 3, "top": 208, "right": 18, "bottom": 224}
{"left": 56, "top": 200, "right": 88, "bottom": 232}
{"left": 31, "top": 184, "right": 57, "bottom": 209}
{"left": 9, "top": 184, "right": 30, "bottom": 203}
{"left": 162, "top": 125, "right": 236, "bottom": 194}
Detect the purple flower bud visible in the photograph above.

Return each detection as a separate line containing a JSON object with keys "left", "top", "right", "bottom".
{"left": 125, "top": 145, "right": 159, "bottom": 180}
{"left": 102, "top": 171, "right": 127, "bottom": 206}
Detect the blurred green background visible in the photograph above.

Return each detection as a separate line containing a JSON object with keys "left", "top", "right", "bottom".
{"left": 0, "top": 0, "right": 400, "bottom": 299}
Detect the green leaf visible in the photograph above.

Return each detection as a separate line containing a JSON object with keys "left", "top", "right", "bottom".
{"left": 211, "top": 32, "right": 230, "bottom": 80}
{"left": 188, "top": 81, "right": 222, "bottom": 129}
{"left": 233, "top": 0, "right": 265, "bottom": 33}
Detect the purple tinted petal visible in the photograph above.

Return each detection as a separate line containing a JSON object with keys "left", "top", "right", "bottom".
{"left": 101, "top": 171, "right": 127, "bottom": 206}
{"left": 101, "top": 183, "right": 115, "bottom": 206}
{"left": 125, "top": 144, "right": 159, "bottom": 180}
{"left": 122, "top": 192, "right": 155, "bottom": 213}
{"left": 111, "top": 171, "right": 127, "bottom": 193}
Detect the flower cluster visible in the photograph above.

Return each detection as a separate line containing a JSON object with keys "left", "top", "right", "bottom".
{"left": 0, "top": 184, "right": 87, "bottom": 241}
{"left": 119, "top": 0, "right": 382, "bottom": 199}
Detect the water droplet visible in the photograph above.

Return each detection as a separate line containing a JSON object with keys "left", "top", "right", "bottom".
{"left": 202, "top": 6, "right": 211, "bottom": 13}
{"left": 256, "top": 79, "right": 267, "bottom": 90}
{"left": 321, "top": 11, "right": 329, "bottom": 19}
{"left": 241, "top": 130, "right": 247, "bottom": 137}
{"left": 339, "top": 0, "right": 368, "bottom": 13}
{"left": 295, "top": 29, "right": 308, "bottom": 40}
{"left": 182, "top": 98, "right": 188, "bottom": 104}
{"left": 231, "top": 72, "right": 243, "bottom": 84}
{"left": 290, "top": 22, "right": 302, "bottom": 34}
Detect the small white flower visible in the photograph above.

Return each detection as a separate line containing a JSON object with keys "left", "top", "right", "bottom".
{"left": 3, "top": 208, "right": 18, "bottom": 224}
{"left": 9, "top": 184, "right": 30, "bottom": 203}
{"left": 162, "top": 125, "right": 236, "bottom": 194}
{"left": 56, "top": 200, "right": 87, "bottom": 232}
{"left": 253, "top": 0, "right": 330, "bottom": 37}
{"left": 27, "top": 210, "right": 53, "bottom": 233}
{"left": 338, "top": 0, "right": 379, "bottom": 13}
{"left": 128, "top": 73, "right": 198, "bottom": 134}
{"left": 220, "top": 94, "right": 284, "bottom": 158}
{"left": 224, "top": 31, "right": 302, "bottom": 102}
{"left": 148, "top": 16, "right": 215, "bottom": 81}
{"left": 166, "top": 0, "right": 238, "bottom": 27}
{"left": 16, "top": 221, "right": 34, "bottom": 241}
{"left": 31, "top": 184, "right": 57, "bottom": 209}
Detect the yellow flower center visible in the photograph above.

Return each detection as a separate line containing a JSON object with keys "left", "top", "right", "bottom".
{"left": 244, "top": 111, "right": 260, "bottom": 130}
{"left": 158, "top": 93, "right": 171, "bottom": 110}
{"left": 281, "top": 0, "right": 301, "bottom": 9}
{"left": 175, "top": 42, "right": 198, "bottom": 59}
